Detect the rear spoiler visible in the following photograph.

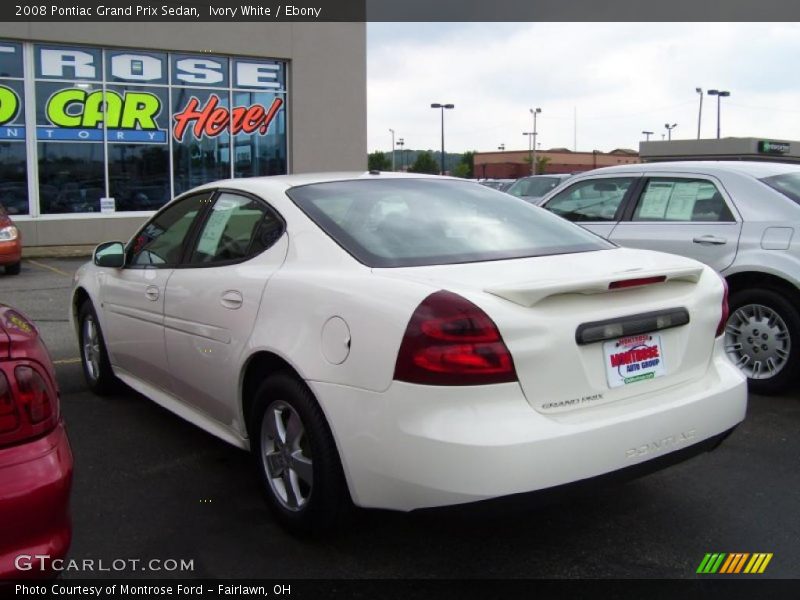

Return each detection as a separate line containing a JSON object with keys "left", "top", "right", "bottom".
{"left": 484, "top": 266, "right": 704, "bottom": 307}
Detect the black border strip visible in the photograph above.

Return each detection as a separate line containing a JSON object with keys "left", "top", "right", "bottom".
{"left": 3, "top": 0, "right": 800, "bottom": 22}
{"left": 4, "top": 577, "right": 797, "bottom": 600}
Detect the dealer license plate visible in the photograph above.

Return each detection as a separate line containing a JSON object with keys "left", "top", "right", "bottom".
{"left": 603, "top": 333, "right": 666, "bottom": 388}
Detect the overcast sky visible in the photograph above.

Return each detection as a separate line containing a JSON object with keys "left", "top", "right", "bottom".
{"left": 367, "top": 22, "right": 800, "bottom": 155}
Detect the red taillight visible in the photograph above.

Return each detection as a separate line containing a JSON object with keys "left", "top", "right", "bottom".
{"left": 608, "top": 276, "right": 667, "bottom": 290}
{"left": 716, "top": 278, "right": 729, "bottom": 337}
{"left": 394, "top": 290, "right": 517, "bottom": 385}
{"left": 16, "top": 365, "right": 53, "bottom": 424}
{"left": 0, "top": 364, "right": 57, "bottom": 448}
{"left": 0, "top": 371, "right": 19, "bottom": 433}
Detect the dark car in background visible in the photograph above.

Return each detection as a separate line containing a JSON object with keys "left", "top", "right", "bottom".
{"left": 0, "top": 305, "right": 73, "bottom": 578}
{"left": 478, "top": 179, "right": 515, "bottom": 192}
{"left": 506, "top": 174, "right": 574, "bottom": 203}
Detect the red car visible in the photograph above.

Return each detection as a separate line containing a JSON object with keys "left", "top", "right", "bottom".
{"left": 0, "top": 205, "right": 21, "bottom": 275}
{"left": 0, "top": 305, "right": 72, "bottom": 579}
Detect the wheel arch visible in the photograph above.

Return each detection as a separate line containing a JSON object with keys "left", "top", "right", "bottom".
{"left": 72, "top": 287, "right": 92, "bottom": 335}
{"left": 239, "top": 349, "right": 357, "bottom": 506}
{"left": 724, "top": 271, "right": 800, "bottom": 300}
{"left": 240, "top": 350, "right": 307, "bottom": 439}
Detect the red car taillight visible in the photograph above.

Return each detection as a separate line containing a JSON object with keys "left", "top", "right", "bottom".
{"left": 0, "top": 364, "right": 58, "bottom": 448}
{"left": 394, "top": 290, "right": 517, "bottom": 385}
{"left": 0, "top": 371, "right": 19, "bottom": 434}
{"left": 716, "top": 278, "right": 729, "bottom": 337}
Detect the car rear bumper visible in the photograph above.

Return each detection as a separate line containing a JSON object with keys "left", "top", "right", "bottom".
{"left": 311, "top": 340, "right": 747, "bottom": 511}
{"left": 0, "top": 422, "right": 73, "bottom": 579}
{"left": 0, "top": 240, "right": 21, "bottom": 265}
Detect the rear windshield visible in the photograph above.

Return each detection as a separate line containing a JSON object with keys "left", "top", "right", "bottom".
{"left": 760, "top": 173, "right": 800, "bottom": 206}
{"left": 508, "top": 176, "right": 565, "bottom": 198}
{"left": 287, "top": 178, "right": 612, "bottom": 268}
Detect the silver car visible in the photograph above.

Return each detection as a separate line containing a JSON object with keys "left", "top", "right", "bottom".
{"left": 539, "top": 161, "right": 800, "bottom": 394}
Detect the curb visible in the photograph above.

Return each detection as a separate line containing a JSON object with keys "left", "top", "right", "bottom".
{"left": 22, "top": 245, "right": 95, "bottom": 259}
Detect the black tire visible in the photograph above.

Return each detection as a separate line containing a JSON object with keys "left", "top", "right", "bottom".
{"left": 5, "top": 261, "right": 20, "bottom": 275}
{"left": 725, "top": 287, "right": 800, "bottom": 395}
{"left": 250, "top": 372, "right": 351, "bottom": 535}
{"left": 78, "top": 301, "right": 119, "bottom": 395}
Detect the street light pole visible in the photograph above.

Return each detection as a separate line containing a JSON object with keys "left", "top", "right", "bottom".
{"left": 530, "top": 107, "right": 541, "bottom": 175}
{"left": 695, "top": 87, "right": 703, "bottom": 139}
{"left": 665, "top": 123, "right": 677, "bottom": 141}
{"left": 707, "top": 89, "right": 730, "bottom": 139}
{"left": 389, "top": 128, "right": 395, "bottom": 171}
{"left": 431, "top": 103, "right": 454, "bottom": 175}
{"left": 523, "top": 132, "right": 533, "bottom": 173}
{"left": 642, "top": 130, "right": 653, "bottom": 141}
{"left": 396, "top": 138, "right": 405, "bottom": 170}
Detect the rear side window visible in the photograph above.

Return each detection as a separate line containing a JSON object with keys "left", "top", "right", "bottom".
{"left": 189, "top": 192, "right": 282, "bottom": 265}
{"left": 632, "top": 178, "right": 734, "bottom": 222}
{"left": 287, "top": 178, "right": 612, "bottom": 268}
{"left": 761, "top": 172, "right": 800, "bottom": 206}
{"left": 544, "top": 177, "right": 635, "bottom": 222}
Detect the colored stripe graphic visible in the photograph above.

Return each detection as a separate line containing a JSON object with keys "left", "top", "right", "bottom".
{"left": 698, "top": 552, "right": 773, "bottom": 574}
{"left": 744, "top": 553, "right": 773, "bottom": 574}
{"left": 733, "top": 553, "right": 750, "bottom": 573}
{"left": 719, "top": 554, "right": 735, "bottom": 573}
{"left": 720, "top": 553, "right": 749, "bottom": 574}
{"left": 697, "top": 553, "right": 726, "bottom": 574}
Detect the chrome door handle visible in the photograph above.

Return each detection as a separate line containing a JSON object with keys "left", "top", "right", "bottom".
{"left": 692, "top": 235, "right": 727, "bottom": 245}
{"left": 145, "top": 285, "right": 160, "bottom": 301}
{"left": 221, "top": 290, "right": 243, "bottom": 310}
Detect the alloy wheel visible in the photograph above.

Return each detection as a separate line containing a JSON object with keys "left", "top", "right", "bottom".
{"left": 260, "top": 400, "right": 314, "bottom": 511}
{"left": 724, "top": 303, "right": 791, "bottom": 380}
{"left": 82, "top": 315, "right": 101, "bottom": 382}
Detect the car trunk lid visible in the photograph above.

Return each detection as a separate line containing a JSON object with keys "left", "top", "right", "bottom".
{"left": 375, "top": 248, "right": 723, "bottom": 414}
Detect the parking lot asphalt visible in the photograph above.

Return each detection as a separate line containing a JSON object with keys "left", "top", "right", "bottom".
{"left": 1, "top": 258, "right": 799, "bottom": 579}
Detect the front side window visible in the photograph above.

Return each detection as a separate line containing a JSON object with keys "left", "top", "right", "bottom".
{"left": 544, "top": 177, "right": 635, "bottom": 222}
{"left": 189, "top": 192, "right": 281, "bottom": 264}
{"left": 128, "top": 192, "right": 211, "bottom": 266}
{"left": 632, "top": 178, "right": 734, "bottom": 222}
{"left": 288, "top": 178, "right": 611, "bottom": 268}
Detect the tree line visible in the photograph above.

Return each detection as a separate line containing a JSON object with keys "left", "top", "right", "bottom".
{"left": 368, "top": 150, "right": 475, "bottom": 178}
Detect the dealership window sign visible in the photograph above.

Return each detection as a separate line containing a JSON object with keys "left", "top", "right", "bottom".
{"left": 32, "top": 47, "right": 285, "bottom": 143}
{"left": 0, "top": 40, "right": 288, "bottom": 216}
{"left": 0, "top": 84, "right": 22, "bottom": 138}
{"left": 758, "top": 140, "right": 790, "bottom": 154}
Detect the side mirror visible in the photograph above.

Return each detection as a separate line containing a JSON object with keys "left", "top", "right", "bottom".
{"left": 94, "top": 241, "right": 125, "bottom": 268}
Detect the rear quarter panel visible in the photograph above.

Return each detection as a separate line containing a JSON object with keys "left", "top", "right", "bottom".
{"left": 247, "top": 268, "right": 433, "bottom": 393}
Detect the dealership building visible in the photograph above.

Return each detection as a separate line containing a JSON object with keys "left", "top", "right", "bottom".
{"left": 639, "top": 137, "right": 800, "bottom": 164}
{"left": 0, "top": 23, "right": 366, "bottom": 247}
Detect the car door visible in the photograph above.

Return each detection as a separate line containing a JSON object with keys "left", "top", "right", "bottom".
{"left": 540, "top": 175, "right": 641, "bottom": 239}
{"left": 608, "top": 175, "right": 742, "bottom": 272}
{"left": 100, "top": 191, "right": 212, "bottom": 392}
{"left": 163, "top": 190, "right": 288, "bottom": 428}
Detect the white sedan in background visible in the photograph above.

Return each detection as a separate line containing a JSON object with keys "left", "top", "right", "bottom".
{"left": 71, "top": 173, "right": 746, "bottom": 533}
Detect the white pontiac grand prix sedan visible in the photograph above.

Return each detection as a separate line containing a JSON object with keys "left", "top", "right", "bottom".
{"left": 71, "top": 172, "right": 747, "bottom": 533}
